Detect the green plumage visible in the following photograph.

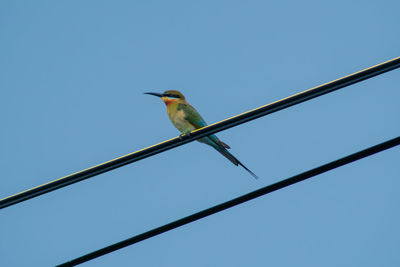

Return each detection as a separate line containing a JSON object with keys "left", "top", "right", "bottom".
{"left": 145, "top": 90, "right": 258, "bottom": 179}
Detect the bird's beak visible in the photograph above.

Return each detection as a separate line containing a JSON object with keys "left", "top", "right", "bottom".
{"left": 144, "top": 92, "right": 164, "bottom": 98}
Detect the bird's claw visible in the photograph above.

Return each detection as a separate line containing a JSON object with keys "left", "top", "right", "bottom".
{"left": 179, "top": 132, "right": 192, "bottom": 140}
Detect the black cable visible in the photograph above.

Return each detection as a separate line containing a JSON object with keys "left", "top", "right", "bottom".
{"left": 57, "top": 136, "right": 400, "bottom": 267}
{"left": 1, "top": 57, "right": 400, "bottom": 210}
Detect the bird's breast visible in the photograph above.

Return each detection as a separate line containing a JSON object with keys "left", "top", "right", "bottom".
{"left": 168, "top": 109, "right": 195, "bottom": 133}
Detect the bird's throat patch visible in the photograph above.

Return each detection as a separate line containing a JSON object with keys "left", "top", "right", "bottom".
{"left": 162, "top": 97, "right": 178, "bottom": 106}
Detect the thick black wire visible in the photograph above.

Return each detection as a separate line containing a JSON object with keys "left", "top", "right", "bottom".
{"left": 1, "top": 57, "right": 400, "bottom": 209}
{"left": 56, "top": 136, "right": 400, "bottom": 267}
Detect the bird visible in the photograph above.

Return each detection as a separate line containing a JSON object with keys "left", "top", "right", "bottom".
{"left": 145, "top": 90, "right": 258, "bottom": 179}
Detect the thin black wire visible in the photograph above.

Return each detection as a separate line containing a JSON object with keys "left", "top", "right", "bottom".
{"left": 1, "top": 57, "right": 400, "bottom": 209}
{"left": 56, "top": 136, "right": 400, "bottom": 267}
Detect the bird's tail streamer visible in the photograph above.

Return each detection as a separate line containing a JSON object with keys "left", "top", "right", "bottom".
{"left": 215, "top": 147, "right": 259, "bottom": 179}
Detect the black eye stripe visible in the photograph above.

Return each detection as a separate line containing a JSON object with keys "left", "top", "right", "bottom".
{"left": 165, "top": 93, "right": 180, "bottom": 98}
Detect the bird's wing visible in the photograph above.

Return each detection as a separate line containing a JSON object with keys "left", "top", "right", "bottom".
{"left": 178, "top": 102, "right": 230, "bottom": 149}
{"left": 177, "top": 103, "right": 258, "bottom": 179}
{"left": 178, "top": 102, "right": 207, "bottom": 129}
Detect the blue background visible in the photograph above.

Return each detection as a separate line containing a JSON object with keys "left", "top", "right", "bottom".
{"left": 1, "top": 1, "right": 399, "bottom": 266}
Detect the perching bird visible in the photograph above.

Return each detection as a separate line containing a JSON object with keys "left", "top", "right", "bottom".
{"left": 145, "top": 90, "right": 258, "bottom": 179}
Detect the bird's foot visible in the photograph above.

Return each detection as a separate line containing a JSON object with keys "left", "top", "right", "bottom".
{"left": 179, "top": 132, "right": 192, "bottom": 140}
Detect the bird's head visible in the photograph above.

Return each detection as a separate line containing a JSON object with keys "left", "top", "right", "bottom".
{"left": 144, "top": 90, "right": 185, "bottom": 105}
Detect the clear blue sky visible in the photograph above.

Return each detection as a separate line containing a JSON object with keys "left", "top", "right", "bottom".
{"left": 1, "top": 1, "right": 399, "bottom": 266}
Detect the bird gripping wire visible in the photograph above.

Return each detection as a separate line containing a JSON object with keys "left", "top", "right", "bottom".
{"left": 1, "top": 57, "right": 400, "bottom": 209}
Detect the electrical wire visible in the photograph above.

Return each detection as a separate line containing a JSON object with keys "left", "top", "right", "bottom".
{"left": 56, "top": 136, "right": 400, "bottom": 267}
{"left": 1, "top": 57, "right": 399, "bottom": 209}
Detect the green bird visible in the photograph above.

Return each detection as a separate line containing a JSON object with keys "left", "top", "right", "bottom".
{"left": 145, "top": 90, "right": 258, "bottom": 179}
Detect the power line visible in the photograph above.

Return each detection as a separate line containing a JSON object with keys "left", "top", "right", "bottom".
{"left": 56, "top": 136, "right": 400, "bottom": 267}
{"left": 1, "top": 57, "right": 400, "bottom": 210}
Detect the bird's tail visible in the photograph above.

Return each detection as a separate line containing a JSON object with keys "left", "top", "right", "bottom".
{"left": 214, "top": 146, "right": 259, "bottom": 180}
